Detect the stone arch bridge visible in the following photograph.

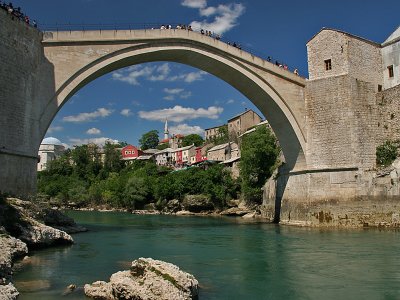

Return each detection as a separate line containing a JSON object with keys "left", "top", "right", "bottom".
{"left": 4, "top": 14, "right": 389, "bottom": 226}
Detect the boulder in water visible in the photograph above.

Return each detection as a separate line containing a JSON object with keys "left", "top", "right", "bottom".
{"left": 84, "top": 257, "right": 199, "bottom": 300}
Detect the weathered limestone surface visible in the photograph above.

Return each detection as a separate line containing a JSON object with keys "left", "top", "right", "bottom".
{"left": 0, "top": 235, "right": 28, "bottom": 300}
{"left": 0, "top": 199, "right": 74, "bottom": 247}
{"left": 84, "top": 258, "right": 199, "bottom": 300}
{"left": 182, "top": 195, "right": 214, "bottom": 213}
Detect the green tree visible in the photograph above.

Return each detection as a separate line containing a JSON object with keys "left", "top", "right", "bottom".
{"left": 139, "top": 130, "right": 159, "bottom": 150}
{"left": 123, "top": 177, "right": 149, "bottom": 209}
{"left": 182, "top": 134, "right": 204, "bottom": 147}
{"left": 103, "top": 142, "right": 123, "bottom": 173}
{"left": 156, "top": 143, "right": 169, "bottom": 150}
{"left": 239, "top": 126, "right": 280, "bottom": 204}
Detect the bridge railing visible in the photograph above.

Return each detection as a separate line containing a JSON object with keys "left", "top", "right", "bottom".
{"left": 40, "top": 22, "right": 303, "bottom": 77}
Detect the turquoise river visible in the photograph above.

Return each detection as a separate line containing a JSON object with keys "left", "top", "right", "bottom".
{"left": 13, "top": 211, "right": 400, "bottom": 299}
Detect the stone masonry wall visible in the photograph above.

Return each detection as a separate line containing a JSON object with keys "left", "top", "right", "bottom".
{"left": 305, "top": 75, "right": 377, "bottom": 170}
{"left": 0, "top": 10, "right": 54, "bottom": 196}
{"left": 376, "top": 84, "right": 400, "bottom": 144}
{"left": 307, "top": 29, "right": 382, "bottom": 87}
{"left": 307, "top": 30, "right": 349, "bottom": 80}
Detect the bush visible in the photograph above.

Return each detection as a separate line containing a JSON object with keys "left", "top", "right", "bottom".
{"left": 376, "top": 141, "right": 398, "bottom": 167}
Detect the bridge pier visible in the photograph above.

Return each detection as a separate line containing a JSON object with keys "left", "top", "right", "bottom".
{"left": 0, "top": 152, "right": 37, "bottom": 198}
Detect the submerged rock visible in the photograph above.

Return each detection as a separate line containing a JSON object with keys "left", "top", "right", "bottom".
{"left": 85, "top": 258, "right": 199, "bottom": 300}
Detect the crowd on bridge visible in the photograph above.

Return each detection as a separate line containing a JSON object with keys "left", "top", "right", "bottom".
{"left": 157, "top": 23, "right": 300, "bottom": 76}
{"left": 0, "top": 1, "right": 37, "bottom": 28}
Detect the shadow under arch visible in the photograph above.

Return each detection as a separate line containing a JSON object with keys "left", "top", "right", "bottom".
{"left": 40, "top": 40, "right": 306, "bottom": 220}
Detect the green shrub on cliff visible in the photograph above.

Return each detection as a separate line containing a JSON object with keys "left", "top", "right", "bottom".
{"left": 376, "top": 140, "right": 398, "bottom": 167}
{"left": 239, "top": 126, "right": 280, "bottom": 204}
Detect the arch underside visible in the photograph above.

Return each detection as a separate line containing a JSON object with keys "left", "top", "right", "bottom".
{"left": 43, "top": 41, "right": 306, "bottom": 170}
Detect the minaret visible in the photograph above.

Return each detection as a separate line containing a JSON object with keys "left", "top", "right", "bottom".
{"left": 164, "top": 119, "right": 169, "bottom": 140}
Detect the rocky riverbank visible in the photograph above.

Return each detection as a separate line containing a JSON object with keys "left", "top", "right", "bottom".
{"left": 0, "top": 197, "right": 87, "bottom": 299}
{"left": 84, "top": 257, "right": 199, "bottom": 300}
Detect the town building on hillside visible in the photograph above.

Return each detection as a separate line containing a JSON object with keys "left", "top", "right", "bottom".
{"left": 207, "top": 142, "right": 238, "bottom": 162}
{"left": 172, "top": 144, "right": 195, "bottom": 167}
{"left": 169, "top": 134, "right": 184, "bottom": 149}
{"left": 154, "top": 147, "right": 174, "bottom": 166}
{"left": 204, "top": 124, "right": 226, "bottom": 141}
{"left": 239, "top": 120, "right": 272, "bottom": 137}
{"left": 228, "top": 109, "right": 262, "bottom": 138}
{"left": 37, "top": 137, "right": 66, "bottom": 171}
{"left": 121, "top": 145, "right": 143, "bottom": 162}
{"left": 190, "top": 146, "right": 207, "bottom": 164}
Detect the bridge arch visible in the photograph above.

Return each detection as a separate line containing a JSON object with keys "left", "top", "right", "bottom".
{"left": 41, "top": 30, "right": 307, "bottom": 170}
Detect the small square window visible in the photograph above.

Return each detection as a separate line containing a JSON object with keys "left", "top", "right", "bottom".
{"left": 388, "top": 65, "right": 394, "bottom": 78}
{"left": 324, "top": 59, "right": 332, "bottom": 71}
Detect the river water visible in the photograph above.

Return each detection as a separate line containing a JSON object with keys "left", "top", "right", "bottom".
{"left": 13, "top": 211, "right": 400, "bottom": 300}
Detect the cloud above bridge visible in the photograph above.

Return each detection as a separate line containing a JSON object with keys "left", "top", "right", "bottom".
{"left": 112, "top": 63, "right": 207, "bottom": 86}
{"left": 138, "top": 105, "right": 223, "bottom": 122}
{"left": 120, "top": 108, "right": 133, "bottom": 117}
{"left": 182, "top": 1, "right": 246, "bottom": 34}
{"left": 63, "top": 108, "right": 113, "bottom": 123}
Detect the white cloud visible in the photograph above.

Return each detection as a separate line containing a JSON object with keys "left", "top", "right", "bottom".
{"left": 186, "top": 3, "right": 245, "bottom": 35}
{"left": 112, "top": 64, "right": 207, "bottom": 86}
{"left": 181, "top": 0, "right": 207, "bottom": 9}
{"left": 226, "top": 99, "right": 235, "bottom": 104}
{"left": 138, "top": 105, "right": 223, "bottom": 122}
{"left": 164, "top": 88, "right": 185, "bottom": 95}
{"left": 69, "top": 137, "right": 119, "bottom": 146}
{"left": 47, "top": 126, "right": 63, "bottom": 133}
{"left": 86, "top": 127, "right": 101, "bottom": 135}
{"left": 112, "top": 65, "right": 154, "bottom": 85}
{"left": 63, "top": 108, "right": 113, "bottom": 123}
{"left": 170, "top": 123, "right": 204, "bottom": 135}
{"left": 148, "top": 63, "right": 171, "bottom": 81}
{"left": 170, "top": 71, "right": 208, "bottom": 83}
{"left": 120, "top": 108, "right": 133, "bottom": 117}
{"left": 163, "top": 88, "right": 192, "bottom": 101}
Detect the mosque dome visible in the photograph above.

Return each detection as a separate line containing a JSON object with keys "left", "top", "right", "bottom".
{"left": 41, "top": 137, "right": 63, "bottom": 145}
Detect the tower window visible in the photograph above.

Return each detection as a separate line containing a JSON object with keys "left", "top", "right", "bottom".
{"left": 324, "top": 59, "right": 332, "bottom": 71}
{"left": 388, "top": 65, "right": 394, "bottom": 78}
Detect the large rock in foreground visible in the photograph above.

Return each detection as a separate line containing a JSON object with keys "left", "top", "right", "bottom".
{"left": 84, "top": 258, "right": 199, "bottom": 300}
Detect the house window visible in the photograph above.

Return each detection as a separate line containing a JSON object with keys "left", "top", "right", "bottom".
{"left": 378, "top": 85, "right": 382, "bottom": 92}
{"left": 388, "top": 65, "right": 394, "bottom": 78}
{"left": 324, "top": 59, "right": 332, "bottom": 71}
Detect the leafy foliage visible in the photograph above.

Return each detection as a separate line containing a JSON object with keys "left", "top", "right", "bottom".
{"left": 38, "top": 145, "right": 240, "bottom": 210}
{"left": 376, "top": 140, "right": 398, "bottom": 167}
{"left": 139, "top": 130, "right": 159, "bottom": 150}
{"left": 181, "top": 134, "right": 204, "bottom": 147}
{"left": 239, "top": 126, "right": 280, "bottom": 204}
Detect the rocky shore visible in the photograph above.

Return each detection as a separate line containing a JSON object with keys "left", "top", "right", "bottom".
{"left": 84, "top": 257, "right": 199, "bottom": 300}
{"left": 0, "top": 197, "right": 87, "bottom": 299}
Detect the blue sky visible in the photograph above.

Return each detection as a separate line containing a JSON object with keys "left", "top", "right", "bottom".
{"left": 12, "top": 0, "right": 400, "bottom": 147}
